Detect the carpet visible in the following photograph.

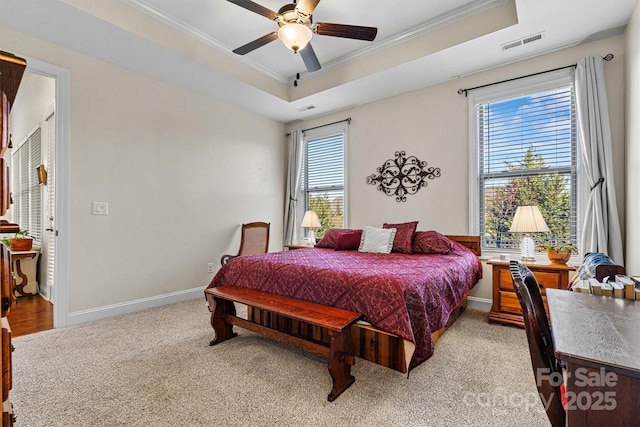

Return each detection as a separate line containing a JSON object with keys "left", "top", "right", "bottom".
{"left": 11, "top": 299, "right": 550, "bottom": 426}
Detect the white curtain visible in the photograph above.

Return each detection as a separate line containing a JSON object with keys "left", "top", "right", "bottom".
{"left": 574, "top": 56, "right": 623, "bottom": 263}
{"left": 283, "top": 130, "right": 303, "bottom": 245}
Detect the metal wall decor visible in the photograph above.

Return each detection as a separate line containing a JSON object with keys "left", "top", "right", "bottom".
{"left": 366, "top": 151, "right": 441, "bottom": 202}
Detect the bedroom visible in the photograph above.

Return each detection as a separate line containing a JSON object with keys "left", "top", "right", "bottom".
{"left": 0, "top": 0, "right": 637, "bottom": 323}
{"left": 0, "top": 0, "right": 639, "bottom": 424}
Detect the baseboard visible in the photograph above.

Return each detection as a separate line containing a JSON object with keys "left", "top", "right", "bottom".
{"left": 40, "top": 284, "right": 53, "bottom": 302}
{"left": 466, "top": 296, "right": 492, "bottom": 312}
{"left": 63, "top": 288, "right": 491, "bottom": 327}
{"left": 65, "top": 286, "right": 205, "bottom": 327}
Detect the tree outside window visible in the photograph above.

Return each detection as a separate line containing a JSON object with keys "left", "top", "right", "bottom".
{"left": 483, "top": 147, "right": 574, "bottom": 250}
{"left": 307, "top": 193, "right": 343, "bottom": 238}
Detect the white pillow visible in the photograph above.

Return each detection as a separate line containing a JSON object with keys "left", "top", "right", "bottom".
{"left": 358, "top": 226, "right": 397, "bottom": 254}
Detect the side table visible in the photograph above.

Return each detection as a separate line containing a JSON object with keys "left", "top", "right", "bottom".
{"left": 10, "top": 248, "right": 40, "bottom": 297}
{"left": 487, "top": 259, "right": 575, "bottom": 328}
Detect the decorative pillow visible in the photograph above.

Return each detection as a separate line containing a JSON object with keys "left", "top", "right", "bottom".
{"left": 412, "top": 230, "right": 454, "bottom": 255}
{"left": 334, "top": 230, "right": 363, "bottom": 251}
{"left": 315, "top": 228, "right": 357, "bottom": 249}
{"left": 358, "top": 226, "right": 397, "bottom": 254}
{"left": 383, "top": 221, "right": 418, "bottom": 254}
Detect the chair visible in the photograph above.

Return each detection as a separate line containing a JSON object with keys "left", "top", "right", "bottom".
{"left": 220, "top": 222, "right": 270, "bottom": 266}
{"left": 510, "top": 260, "right": 566, "bottom": 427}
{"left": 512, "top": 261, "right": 554, "bottom": 358}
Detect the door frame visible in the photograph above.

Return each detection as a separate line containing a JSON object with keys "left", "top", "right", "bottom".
{"left": 25, "top": 57, "right": 70, "bottom": 328}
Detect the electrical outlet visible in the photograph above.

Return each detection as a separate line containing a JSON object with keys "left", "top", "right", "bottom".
{"left": 207, "top": 262, "right": 215, "bottom": 273}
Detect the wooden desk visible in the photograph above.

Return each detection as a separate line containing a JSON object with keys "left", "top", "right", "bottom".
{"left": 547, "top": 289, "right": 640, "bottom": 426}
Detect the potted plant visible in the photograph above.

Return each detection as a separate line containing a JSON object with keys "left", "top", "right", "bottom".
{"left": 538, "top": 242, "right": 577, "bottom": 265}
{"left": 1, "top": 229, "right": 33, "bottom": 251}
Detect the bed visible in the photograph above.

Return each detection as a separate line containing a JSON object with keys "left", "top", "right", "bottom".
{"left": 205, "top": 229, "right": 482, "bottom": 373}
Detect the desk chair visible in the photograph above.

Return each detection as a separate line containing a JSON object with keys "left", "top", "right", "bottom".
{"left": 220, "top": 222, "right": 270, "bottom": 266}
{"left": 510, "top": 260, "right": 566, "bottom": 427}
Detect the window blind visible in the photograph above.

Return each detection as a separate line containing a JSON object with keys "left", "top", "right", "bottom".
{"left": 306, "top": 135, "right": 344, "bottom": 192}
{"left": 299, "top": 128, "right": 345, "bottom": 240}
{"left": 477, "top": 85, "right": 577, "bottom": 250}
{"left": 11, "top": 126, "right": 42, "bottom": 243}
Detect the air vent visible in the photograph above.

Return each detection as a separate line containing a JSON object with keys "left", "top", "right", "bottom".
{"left": 501, "top": 32, "right": 544, "bottom": 51}
{"left": 501, "top": 40, "right": 522, "bottom": 51}
{"left": 522, "top": 33, "right": 543, "bottom": 44}
{"left": 296, "top": 105, "right": 317, "bottom": 112}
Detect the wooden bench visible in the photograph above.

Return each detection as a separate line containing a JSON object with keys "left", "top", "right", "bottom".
{"left": 204, "top": 285, "right": 362, "bottom": 401}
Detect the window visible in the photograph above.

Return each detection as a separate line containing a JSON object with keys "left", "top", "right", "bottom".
{"left": 470, "top": 69, "right": 577, "bottom": 252}
{"left": 298, "top": 122, "right": 347, "bottom": 241}
{"left": 11, "top": 126, "right": 42, "bottom": 243}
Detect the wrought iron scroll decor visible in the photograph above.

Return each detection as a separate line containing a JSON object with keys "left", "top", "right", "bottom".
{"left": 366, "top": 151, "right": 441, "bottom": 202}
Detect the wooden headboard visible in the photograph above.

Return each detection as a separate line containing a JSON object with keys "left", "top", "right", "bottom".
{"left": 446, "top": 235, "right": 481, "bottom": 257}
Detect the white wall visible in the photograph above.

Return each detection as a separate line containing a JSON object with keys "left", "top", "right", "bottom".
{"left": 289, "top": 35, "right": 627, "bottom": 303}
{"left": 5, "top": 72, "right": 54, "bottom": 151}
{"left": 1, "top": 26, "right": 285, "bottom": 316}
{"left": 625, "top": 2, "right": 640, "bottom": 275}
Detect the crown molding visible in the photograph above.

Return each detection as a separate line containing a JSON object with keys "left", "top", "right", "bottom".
{"left": 124, "top": 0, "right": 509, "bottom": 83}
{"left": 122, "top": 0, "right": 288, "bottom": 83}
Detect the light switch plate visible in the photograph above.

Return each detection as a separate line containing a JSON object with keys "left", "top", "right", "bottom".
{"left": 92, "top": 201, "right": 109, "bottom": 215}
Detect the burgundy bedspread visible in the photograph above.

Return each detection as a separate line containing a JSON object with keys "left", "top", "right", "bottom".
{"left": 206, "top": 242, "right": 482, "bottom": 370}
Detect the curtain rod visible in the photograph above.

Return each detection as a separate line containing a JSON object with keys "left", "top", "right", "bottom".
{"left": 457, "top": 53, "right": 614, "bottom": 97}
{"left": 302, "top": 117, "right": 351, "bottom": 134}
{"left": 285, "top": 118, "right": 351, "bottom": 137}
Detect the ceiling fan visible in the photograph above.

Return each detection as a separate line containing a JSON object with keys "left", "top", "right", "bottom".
{"left": 227, "top": 0, "right": 378, "bottom": 73}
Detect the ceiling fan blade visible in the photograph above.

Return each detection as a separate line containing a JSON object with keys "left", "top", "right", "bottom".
{"left": 295, "top": 0, "right": 320, "bottom": 18}
{"left": 299, "top": 43, "right": 321, "bottom": 72}
{"left": 232, "top": 32, "right": 278, "bottom": 55}
{"left": 227, "top": 0, "right": 278, "bottom": 20}
{"left": 315, "top": 22, "right": 378, "bottom": 41}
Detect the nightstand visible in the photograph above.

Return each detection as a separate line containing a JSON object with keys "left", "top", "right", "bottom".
{"left": 487, "top": 259, "right": 575, "bottom": 328}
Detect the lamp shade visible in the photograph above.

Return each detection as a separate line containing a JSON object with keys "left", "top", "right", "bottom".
{"left": 301, "top": 210, "right": 321, "bottom": 228}
{"left": 509, "top": 206, "right": 549, "bottom": 233}
{"left": 278, "top": 23, "right": 313, "bottom": 52}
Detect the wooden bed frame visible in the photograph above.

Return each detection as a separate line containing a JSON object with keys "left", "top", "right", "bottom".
{"left": 206, "top": 235, "right": 481, "bottom": 375}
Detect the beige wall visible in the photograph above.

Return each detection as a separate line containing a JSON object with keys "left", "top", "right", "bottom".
{"left": 2, "top": 23, "right": 631, "bottom": 316}
{"left": 1, "top": 26, "right": 285, "bottom": 314}
{"left": 626, "top": 3, "right": 640, "bottom": 274}
{"left": 289, "top": 35, "right": 627, "bottom": 302}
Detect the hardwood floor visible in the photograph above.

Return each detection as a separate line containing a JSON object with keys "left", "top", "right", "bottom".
{"left": 7, "top": 294, "right": 53, "bottom": 337}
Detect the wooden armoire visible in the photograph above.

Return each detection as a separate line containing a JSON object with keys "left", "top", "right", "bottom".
{"left": 1, "top": 50, "right": 27, "bottom": 427}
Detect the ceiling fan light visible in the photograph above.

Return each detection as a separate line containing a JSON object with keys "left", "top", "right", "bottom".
{"left": 278, "top": 23, "right": 312, "bottom": 52}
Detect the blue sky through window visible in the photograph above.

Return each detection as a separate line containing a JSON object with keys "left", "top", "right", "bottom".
{"left": 482, "top": 89, "right": 573, "bottom": 173}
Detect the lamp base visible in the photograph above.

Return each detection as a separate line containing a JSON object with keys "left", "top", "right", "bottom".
{"left": 307, "top": 229, "right": 315, "bottom": 245}
{"left": 520, "top": 235, "right": 536, "bottom": 262}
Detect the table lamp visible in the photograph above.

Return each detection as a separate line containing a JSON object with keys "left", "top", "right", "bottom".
{"left": 509, "top": 205, "right": 549, "bottom": 262}
{"left": 301, "top": 210, "right": 321, "bottom": 244}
